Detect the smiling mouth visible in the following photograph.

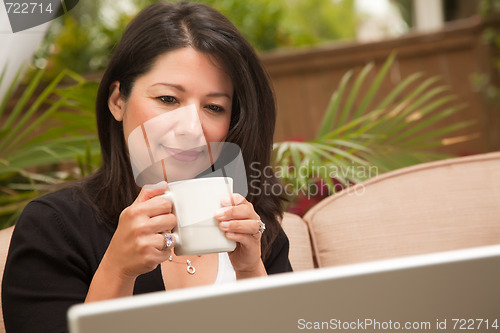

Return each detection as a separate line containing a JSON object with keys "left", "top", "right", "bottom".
{"left": 162, "top": 146, "right": 202, "bottom": 162}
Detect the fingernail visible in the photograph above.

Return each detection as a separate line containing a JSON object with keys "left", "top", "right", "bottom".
{"left": 220, "top": 195, "right": 233, "bottom": 206}
{"left": 214, "top": 206, "right": 231, "bottom": 217}
{"left": 220, "top": 222, "right": 230, "bottom": 230}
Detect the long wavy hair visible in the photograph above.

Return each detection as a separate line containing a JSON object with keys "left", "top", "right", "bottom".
{"left": 79, "top": 1, "right": 284, "bottom": 260}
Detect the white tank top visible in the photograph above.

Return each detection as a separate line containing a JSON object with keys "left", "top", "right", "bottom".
{"left": 214, "top": 252, "right": 236, "bottom": 284}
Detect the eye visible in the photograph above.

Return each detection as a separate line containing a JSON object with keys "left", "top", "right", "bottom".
{"left": 157, "top": 96, "right": 178, "bottom": 104}
{"left": 205, "top": 104, "right": 225, "bottom": 113}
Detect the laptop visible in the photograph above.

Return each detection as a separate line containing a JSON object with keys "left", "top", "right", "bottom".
{"left": 68, "top": 244, "right": 500, "bottom": 333}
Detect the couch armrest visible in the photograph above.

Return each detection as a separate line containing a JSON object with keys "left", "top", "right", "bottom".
{"left": 304, "top": 152, "right": 500, "bottom": 268}
{"left": 0, "top": 226, "right": 15, "bottom": 333}
{"left": 281, "top": 212, "right": 315, "bottom": 271}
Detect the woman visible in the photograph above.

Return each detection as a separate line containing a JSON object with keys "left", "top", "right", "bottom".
{"left": 2, "top": 1, "right": 292, "bottom": 332}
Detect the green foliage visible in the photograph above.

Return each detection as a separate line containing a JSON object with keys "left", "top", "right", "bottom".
{"left": 191, "top": 0, "right": 286, "bottom": 51}
{"left": 280, "top": 0, "right": 356, "bottom": 46}
{"left": 193, "top": 0, "right": 357, "bottom": 49}
{"left": 0, "top": 67, "right": 100, "bottom": 228}
{"left": 472, "top": 0, "right": 500, "bottom": 103}
{"left": 480, "top": 0, "right": 500, "bottom": 14}
{"left": 33, "top": 1, "right": 133, "bottom": 80}
{"left": 469, "top": 0, "right": 500, "bottom": 150}
{"left": 33, "top": 0, "right": 358, "bottom": 80}
{"left": 273, "top": 54, "right": 474, "bottom": 200}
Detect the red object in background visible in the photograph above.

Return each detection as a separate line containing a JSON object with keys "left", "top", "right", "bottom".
{"left": 286, "top": 178, "right": 356, "bottom": 216}
{"left": 287, "top": 179, "right": 330, "bottom": 216}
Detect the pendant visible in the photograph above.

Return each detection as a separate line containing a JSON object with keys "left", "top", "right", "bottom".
{"left": 168, "top": 255, "right": 196, "bottom": 274}
{"left": 186, "top": 260, "right": 196, "bottom": 275}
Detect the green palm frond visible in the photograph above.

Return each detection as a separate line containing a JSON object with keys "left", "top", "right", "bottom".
{"left": 0, "top": 66, "right": 100, "bottom": 227}
{"left": 273, "top": 53, "right": 474, "bottom": 199}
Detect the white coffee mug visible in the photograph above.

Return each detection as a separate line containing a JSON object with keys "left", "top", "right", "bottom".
{"left": 160, "top": 177, "right": 236, "bottom": 256}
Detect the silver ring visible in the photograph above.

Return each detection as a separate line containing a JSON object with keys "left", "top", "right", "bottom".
{"left": 163, "top": 233, "right": 174, "bottom": 250}
{"left": 252, "top": 220, "right": 266, "bottom": 237}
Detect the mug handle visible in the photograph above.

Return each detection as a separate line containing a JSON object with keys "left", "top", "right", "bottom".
{"left": 161, "top": 191, "right": 182, "bottom": 246}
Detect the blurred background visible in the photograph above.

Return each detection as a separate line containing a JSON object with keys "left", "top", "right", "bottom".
{"left": 1, "top": 0, "right": 499, "bottom": 225}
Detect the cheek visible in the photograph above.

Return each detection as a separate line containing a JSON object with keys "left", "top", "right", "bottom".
{"left": 122, "top": 98, "right": 155, "bottom": 141}
{"left": 203, "top": 115, "right": 231, "bottom": 142}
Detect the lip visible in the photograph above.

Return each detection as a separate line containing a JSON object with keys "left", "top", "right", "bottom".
{"left": 162, "top": 146, "right": 202, "bottom": 162}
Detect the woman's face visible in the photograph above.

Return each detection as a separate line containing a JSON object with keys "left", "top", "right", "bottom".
{"left": 108, "top": 47, "right": 233, "bottom": 185}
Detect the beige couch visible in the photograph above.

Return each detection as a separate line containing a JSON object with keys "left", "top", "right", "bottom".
{"left": 1, "top": 151, "right": 500, "bottom": 331}
{"left": 282, "top": 151, "right": 500, "bottom": 271}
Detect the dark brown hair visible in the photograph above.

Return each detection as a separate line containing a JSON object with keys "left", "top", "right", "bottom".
{"left": 80, "top": 1, "right": 283, "bottom": 260}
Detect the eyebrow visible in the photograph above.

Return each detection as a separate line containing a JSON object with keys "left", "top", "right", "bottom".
{"left": 151, "top": 83, "right": 232, "bottom": 99}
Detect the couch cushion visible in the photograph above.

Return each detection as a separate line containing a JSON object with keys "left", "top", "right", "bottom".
{"left": 0, "top": 226, "right": 14, "bottom": 333}
{"left": 281, "top": 212, "right": 315, "bottom": 271}
{"left": 303, "top": 152, "right": 500, "bottom": 268}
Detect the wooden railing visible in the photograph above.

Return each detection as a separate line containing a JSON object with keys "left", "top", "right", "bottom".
{"left": 261, "top": 17, "right": 500, "bottom": 156}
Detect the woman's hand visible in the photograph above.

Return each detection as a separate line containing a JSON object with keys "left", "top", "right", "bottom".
{"left": 215, "top": 193, "right": 267, "bottom": 279}
{"left": 106, "top": 184, "right": 176, "bottom": 278}
{"left": 86, "top": 183, "right": 175, "bottom": 302}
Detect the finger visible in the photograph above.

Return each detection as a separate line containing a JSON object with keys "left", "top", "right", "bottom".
{"left": 225, "top": 231, "right": 261, "bottom": 247}
{"left": 219, "top": 219, "right": 261, "bottom": 235}
{"left": 129, "top": 195, "right": 173, "bottom": 219}
{"left": 149, "top": 213, "right": 177, "bottom": 234}
{"left": 135, "top": 182, "right": 169, "bottom": 204}
{"left": 220, "top": 193, "right": 247, "bottom": 207}
{"left": 214, "top": 204, "right": 259, "bottom": 221}
{"left": 155, "top": 232, "right": 175, "bottom": 251}
{"left": 146, "top": 196, "right": 174, "bottom": 217}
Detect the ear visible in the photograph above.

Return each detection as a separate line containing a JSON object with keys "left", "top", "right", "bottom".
{"left": 108, "top": 81, "right": 125, "bottom": 122}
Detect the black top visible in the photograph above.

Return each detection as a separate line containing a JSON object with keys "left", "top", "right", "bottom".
{"left": 2, "top": 187, "right": 292, "bottom": 333}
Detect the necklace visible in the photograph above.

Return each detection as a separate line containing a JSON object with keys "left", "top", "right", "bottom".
{"left": 168, "top": 255, "right": 196, "bottom": 275}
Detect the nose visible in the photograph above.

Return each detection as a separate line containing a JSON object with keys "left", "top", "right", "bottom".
{"left": 173, "top": 105, "right": 201, "bottom": 136}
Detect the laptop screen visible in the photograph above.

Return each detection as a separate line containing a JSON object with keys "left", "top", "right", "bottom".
{"left": 68, "top": 244, "right": 500, "bottom": 333}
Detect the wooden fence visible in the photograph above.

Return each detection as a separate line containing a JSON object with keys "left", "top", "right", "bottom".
{"left": 261, "top": 17, "right": 500, "bottom": 156}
